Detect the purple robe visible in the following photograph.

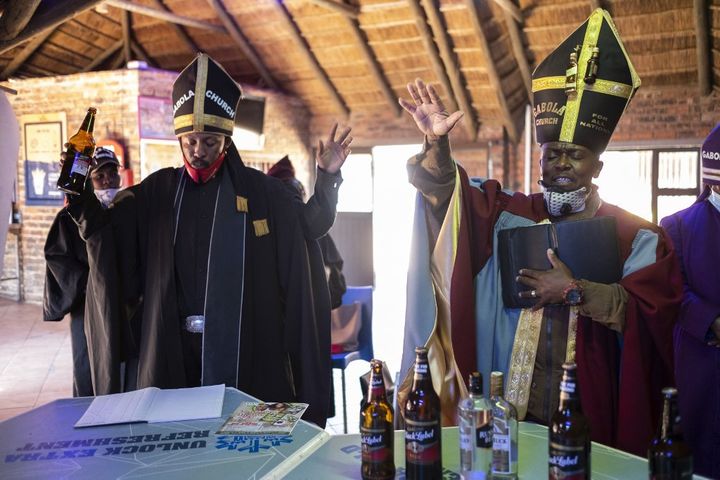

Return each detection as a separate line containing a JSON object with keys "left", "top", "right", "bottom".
{"left": 661, "top": 200, "right": 720, "bottom": 479}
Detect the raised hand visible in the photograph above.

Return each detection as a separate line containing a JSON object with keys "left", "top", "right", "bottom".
{"left": 316, "top": 123, "right": 352, "bottom": 174}
{"left": 398, "top": 78, "right": 464, "bottom": 141}
{"left": 516, "top": 249, "right": 575, "bottom": 311}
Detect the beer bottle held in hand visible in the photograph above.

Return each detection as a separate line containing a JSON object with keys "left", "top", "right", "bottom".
{"left": 549, "top": 362, "right": 590, "bottom": 480}
{"left": 360, "top": 359, "right": 395, "bottom": 480}
{"left": 648, "top": 387, "right": 693, "bottom": 479}
{"left": 404, "top": 346, "right": 442, "bottom": 479}
{"left": 489, "top": 371, "right": 518, "bottom": 479}
{"left": 458, "top": 372, "right": 492, "bottom": 479}
{"left": 57, "top": 107, "right": 96, "bottom": 195}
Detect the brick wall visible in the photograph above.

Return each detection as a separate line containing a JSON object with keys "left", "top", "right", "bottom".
{"left": 2, "top": 68, "right": 313, "bottom": 305}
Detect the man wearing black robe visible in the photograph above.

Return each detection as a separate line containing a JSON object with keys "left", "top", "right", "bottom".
{"left": 68, "top": 54, "right": 351, "bottom": 427}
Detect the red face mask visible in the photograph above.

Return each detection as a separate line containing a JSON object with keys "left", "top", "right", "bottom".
{"left": 182, "top": 151, "right": 227, "bottom": 184}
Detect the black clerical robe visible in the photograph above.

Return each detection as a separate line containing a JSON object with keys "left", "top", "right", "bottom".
{"left": 69, "top": 145, "right": 333, "bottom": 426}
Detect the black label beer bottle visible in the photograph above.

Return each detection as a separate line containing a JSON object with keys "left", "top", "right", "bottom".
{"left": 404, "top": 346, "right": 442, "bottom": 479}
{"left": 549, "top": 362, "right": 590, "bottom": 480}
{"left": 57, "top": 107, "right": 96, "bottom": 195}
{"left": 648, "top": 387, "right": 693, "bottom": 479}
{"left": 360, "top": 359, "right": 395, "bottom": 480}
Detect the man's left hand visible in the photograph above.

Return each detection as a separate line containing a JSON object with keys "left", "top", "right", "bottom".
{"left": 517, "top": 249, "right": 575, "bottom": 311}
{"left": 316, "top": 123, "right": 352, "bottom": 174}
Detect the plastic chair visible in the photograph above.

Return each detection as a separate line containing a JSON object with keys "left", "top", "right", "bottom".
{"left": 331, "top": 286, "right": 373, "bottom": 433}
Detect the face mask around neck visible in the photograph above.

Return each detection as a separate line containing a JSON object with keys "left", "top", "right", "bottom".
{"left": 709, "top": 188, "right": 720, "bottom": 213}
{"left": 542, "top": 186, "right": 589, "bottom": 217}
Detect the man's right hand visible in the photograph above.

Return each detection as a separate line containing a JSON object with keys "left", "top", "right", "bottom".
{"left": 398, "top": 78, "right": 464, "bottom": 142}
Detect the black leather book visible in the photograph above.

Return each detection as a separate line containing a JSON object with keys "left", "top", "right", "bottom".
{"left": 498, "top": 216, "right": 623, "bottom": 309}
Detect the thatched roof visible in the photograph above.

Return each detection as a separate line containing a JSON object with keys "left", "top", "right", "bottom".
{"left": 0, "top": 0, "right": 713, "bottom": 141}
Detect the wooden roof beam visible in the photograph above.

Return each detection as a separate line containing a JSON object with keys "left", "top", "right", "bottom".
{"left": 500, "top": 2, "right": 532, "bottom": 97}
{"left": 82, "top": 38, "right": 124, "bottom": 72}
{"left": 492, "top": 0, "right": 522, "bottom": 23}
{"left": 0, "top": 0, "right": 104, "bottom": 55}
{"left": 206, "top": 0, "right": 278, "bottom": 90}
{"left": 0, "top": 0, "right": 42, "bottom": 41}
{"left": 104, "top": 0, "right": 225, "bottom": 33}
{"left": 344, "top": 16, "right": 400, "bottom": 116}
{"left": 694, "top": 0, "right": 712, "bottom": 95}
{"left": 465, "top": 0, "right": 519, "bottom": 142}
{"left": 309, "top": 0, "right": 360, "bottom": 19}
{"left": 419, "top": 0, "right": 478, "bottom": 139}
{"left": 274, "top": 1, "right": 350, "bottom": 117}
{"left": 405, "top": 0, "right": 458, "bottom": 113}
{"left": 0, "top": 27, "right": 55, "bottom": 80}
{"left": 131, "top": 39, "right": 155, "bottom": 67}
{"left": 148, "top": 0, "right": 199, "bottom": 54}
{"left": 121, "top": 9, "right": 132, "bottom": 64}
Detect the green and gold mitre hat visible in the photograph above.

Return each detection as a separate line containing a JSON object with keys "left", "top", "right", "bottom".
{"left": 531, "top": 8, "right": 640, "bottom": 154}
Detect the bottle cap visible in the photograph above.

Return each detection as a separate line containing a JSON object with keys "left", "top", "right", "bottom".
{"left": 414, "top": 346, "right": 428, "bottom": 355}
{"left": 468, "top": 372, "right": 483, "bottom": 394}
{"left": 661, "top": 387, "right": 678, "bottom": 397}
{"left": 490, "top": 371, "right": 504, "bottom": 395}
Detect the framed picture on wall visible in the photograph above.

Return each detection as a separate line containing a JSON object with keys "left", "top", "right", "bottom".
{"left": 140, "top": 139, "right": 181, "bottom": 180}
{"left": 21, "top": 112, "right": 67, "bottom": 206}
{"left": 138, "top": 96, "right": 175, "bottom": 140}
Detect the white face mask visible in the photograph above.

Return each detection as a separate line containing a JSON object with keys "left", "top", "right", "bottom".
{"left": 709, "top": 188, "right": 720, "bottom": 213}
{"left": 94, "top": 188, "right": 121, "bottom": 208}
{"left": 542, "top": 186, "right": 589, "bottom": 217}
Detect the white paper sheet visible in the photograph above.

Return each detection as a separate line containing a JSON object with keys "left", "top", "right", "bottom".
{"left": 75, "top": 384, "right": 225, "bottom": 428}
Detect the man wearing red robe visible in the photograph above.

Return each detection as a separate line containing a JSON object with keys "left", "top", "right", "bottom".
{"left": 398, "top": 9, "right": 681, "bottom": 456}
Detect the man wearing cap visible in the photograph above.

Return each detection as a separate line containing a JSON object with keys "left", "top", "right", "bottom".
{"left": 68, "top": 54, "right": 351, "bottom": 426}
{"left": 659, "top": 125, "right": 720, "bottom": 478}
{"left": 44, "top": 147, "right": 125, "bottom": 396}
{"left": 397, "top": 9, "right": 681, "bottom": 456}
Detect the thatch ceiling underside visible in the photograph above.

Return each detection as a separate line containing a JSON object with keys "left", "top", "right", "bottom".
{"left": 0, "top": 0, "right": 715, "bottom": 141}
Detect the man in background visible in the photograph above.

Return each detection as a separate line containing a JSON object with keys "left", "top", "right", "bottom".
{"left": 660, "top": 125, "right": 720, "bottom": 478}
{"left": 44, "top": 147, "right": 124, "bottom": 396}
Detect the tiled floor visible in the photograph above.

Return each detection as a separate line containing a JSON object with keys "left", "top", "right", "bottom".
{"left": 0, "top": 296, "right": 368, "bottom": 435}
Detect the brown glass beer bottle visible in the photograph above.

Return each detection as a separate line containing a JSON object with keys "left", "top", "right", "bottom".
{"left": 648, "top": 387, "right": 693, "bottom": 479}
{"left": 549, "top": 362, "right": 590, "bottom": 480}
{"left": 404, "top": 346, "right": 442, "bottom": 479}
{"left": 360, "top": 359, "right": 395, "bottom": 480}
{"left": 57, "top": 107, "right": 96, "bottom": 195}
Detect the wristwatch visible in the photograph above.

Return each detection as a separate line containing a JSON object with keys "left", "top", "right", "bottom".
{"left": 562, "top": 280, "right": 584, "bottom": 306}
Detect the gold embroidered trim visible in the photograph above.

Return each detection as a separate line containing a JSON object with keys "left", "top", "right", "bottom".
{"left": 193, "top": 54, "right": 208, "bottom": 133}
{"left": 236, "top": 196, "right": 248, "bottom": 213}
{"left": 584, "top": 79, "right": 634, "bottom": 98}
{"left": 253, "top": 219, "right": 269, "bottom": 237}
{"left": 532, "top": 76, "right": 565, "bottom": 92}
{"left": 174, "top": 113, "right": 234, "bottom": 132}
{"left": 565, "top": 307, "right": 578, "bottom": 363}
{"left": 560, "top": 11, "right": 603, "bottom": 143}
{"left": 505, "top": 307, "right": 544, "bottom": 420}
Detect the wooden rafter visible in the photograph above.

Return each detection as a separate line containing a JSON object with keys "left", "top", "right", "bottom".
{"left": 694, "top": 0, "right": 712, "bottom": 95}
{"left": 149, "top": 0, "right": 198, "bottom": 54}
{"left": 0, "top": 0, "right": 104, "bottom": 55}
{"left": 131, "top": 39, "right": 154, "bottom": 66}
{"left": 344, "top": 16, "right": 400, "bottom": 116}
{"left": 121, "top": 9, "right": 132, "bottom": 63}
{"left": 206, "top": 0, "right": 278, "bottom": 89}
{"left": 274, "top": 1, "right": 350, "bottom": 117}
{"left": 465, "top": 0, "right": 519, "bottom": 142}
{"left": 0, "top": 0, "right": 42, "bottom": 41}
{"left": 501, "top": 3, "right": 532, "bottom": 97}
{"left": 308, "top": 0, "right": 360, "bottom": 19}
{"left": 419, "top": 0, "right": 478, "bottom": 139}
{"left": 405, "top": 0, "right": 458, "bottom": 112}
{"left": 105, "top": 0, "right": 224, "bottom": 33}
{"left": 82, "top": 39, "right": 124, "bottom": 72}
{"left": 109, "top": 51, "right": 126, "bottom": 70}
{"left": 0, "top": 27, "right": 55, "bottom": 80}
{"left": 492, "top": 0, "right": 522, "bottom": 23}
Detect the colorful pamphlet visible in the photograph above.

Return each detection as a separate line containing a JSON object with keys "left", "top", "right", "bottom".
{"left": 216, "top": 402, "right": 309, "bottom": 435}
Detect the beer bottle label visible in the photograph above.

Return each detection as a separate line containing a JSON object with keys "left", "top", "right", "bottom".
{"left": 361, "top": 426, "right": 392, "bottom": 464}
{"left": 548, "top": 442, "right": 588, "bottom": 480}
{"left": 70, "top": 153, "right": 91, "bottom": 177}
{"left": 405, "top": 419, "right": 440, "bottom": 465}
